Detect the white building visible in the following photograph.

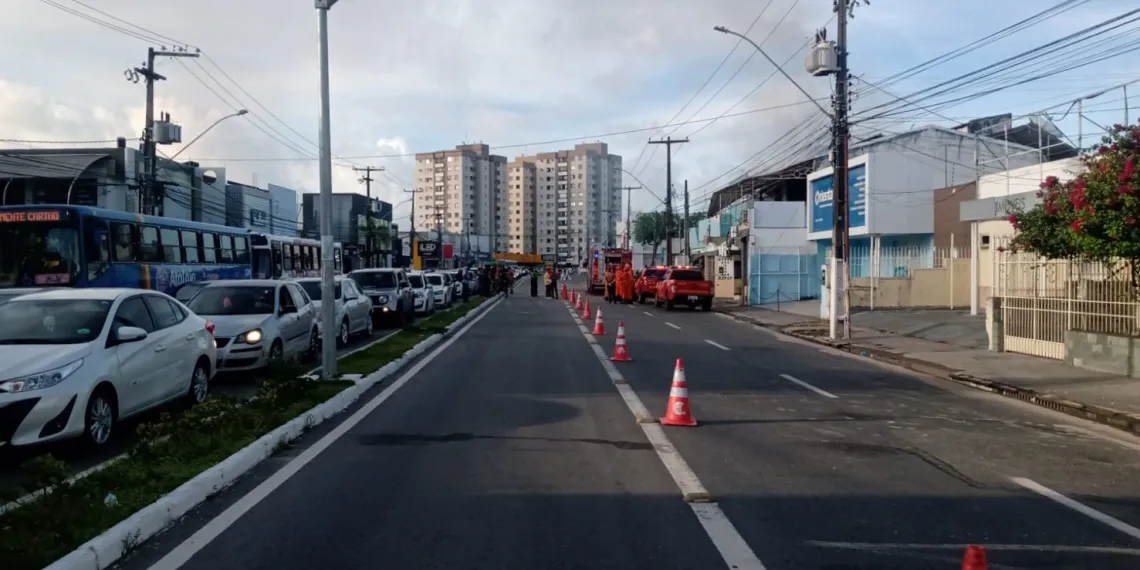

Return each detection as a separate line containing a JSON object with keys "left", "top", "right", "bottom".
{"left": 267, "top": 183, "right": 299, "bottom": 236}
{"left": 507, "top": 158, "right": 537, "bottom": 254}
{"left": 413, "top": 144, "right": 508, "bottom": 255}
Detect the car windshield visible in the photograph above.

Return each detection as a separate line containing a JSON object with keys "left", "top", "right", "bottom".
{"left": 643, "top": 268, "right": 666, "bottom": 279}
{"left": 0, "top": 213, "right": 82, "bottom": 288}
{"left": 0, "top": 298, "right": 112, "bottom": 344}
{"left": 671, "top": 270, "right": 704, "bottom": 281}
{"left": 173, "top": 282, "right": 207, "bottom": 303}
{"left": 298, "top": 280, "right": 340, "bottom": 301}
{"left": 350, "top": 271, "right": 396, "bottom": 289}
{"left": 187, "top": 286, "right": 276, "bottom": 316}
{"left": 426, "top": 274, "right": 444, "bottom": 286}
{"left": 408, "top": 275, "right": 425, "bottom": 288}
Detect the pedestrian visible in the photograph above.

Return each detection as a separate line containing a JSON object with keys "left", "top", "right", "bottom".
{"left": 543, "top": 267, "right": 553, "bottom": 298}
{"left": 619, "top": 263, "right": 634, "bottom": 304}
{"left": 604, "top": 266, "right": 616, "bottom": 304}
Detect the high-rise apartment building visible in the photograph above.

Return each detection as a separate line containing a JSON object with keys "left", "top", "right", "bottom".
{"left": 513, "top": 143, "right": 622, "bottom": 266}
{"left": 413, "top": 143, "right": 508, "bottom": 255}
{"left": 506, "top": 158, "right": 537, "bottom": 254}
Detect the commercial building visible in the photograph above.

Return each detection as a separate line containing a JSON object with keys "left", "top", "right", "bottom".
{"left": 413, "top": 143, "right": 508, "bottom": 258}
{"left": 301, "top": 192, "right": 394, "bottom": 269}
{"left": 224, "top": 181, "right": 271, "bottom": 230}
{"left": 267, "top": 183, "right": 299, "bottom": 237}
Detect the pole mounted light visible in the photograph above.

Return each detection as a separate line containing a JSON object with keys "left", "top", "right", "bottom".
{"left": 167, "top": 109, "right": 248, "bottom": 163}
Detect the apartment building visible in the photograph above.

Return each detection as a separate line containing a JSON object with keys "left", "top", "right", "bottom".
{"left": 513, "top": 143, "right": 622, "bottom": 265}
{"left": 413, "top": 143, "right": 509, "bottom": 255}
{"left": 507, "top": 158, "right": 537, "bottom": 254}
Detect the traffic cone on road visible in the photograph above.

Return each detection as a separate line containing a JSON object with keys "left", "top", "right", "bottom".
{"left": 592, "top": 307, "right": 606, "bottom": 335}
{"left": 610, "top": 321, "right": 631, "bottom": 361}
{"left": 581, "top": 298, "right": 591, "bottom": 320}
{"left": 961, "top": 546, "right": 987, "bottom": 570}
{"left": 575, "top": 291, "right": 583, "bottom": 310}
{"left": 561, "top": 284, "right": 568, "bottom": 300}
{"left": 661, "top": 359, "right": 697, "bottom": 427}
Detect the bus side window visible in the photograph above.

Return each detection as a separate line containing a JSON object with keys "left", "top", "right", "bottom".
{"left": 219, "top": 235, "right": 234, "bottom": 263}
{"left": 182, "top": 230, "right": 200, "bottom": 264}
{"left": 83, "top": 217, "right": 110, "bottom": 263}
{"left": 234, "top": 236, "right": 250, "bottom": 264}
{"left": 303, "top": 246, "right": 313, "bottom": 270}
{"left": 282, "top": 243, "right": 293, "bottom": 271}
{"left": 111, "top": 222, "right": 138, "bottom": 262}
{"left": 313, "top": 246, "right": 321, "bottom": 271}
{"left": 160, "top": 228, "right": 181, "bottom": 263}
{"left": 140, "top": 226, "right": 161, "bottom": 262}
{"left": 202, "top": 233, "right": 217, "bottom": 263}
{"left": 272, "top": 244, "right": 283, "bottom": 277}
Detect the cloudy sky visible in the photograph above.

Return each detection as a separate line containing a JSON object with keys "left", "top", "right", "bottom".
{"left": 2, "top": 0, "right": 1138, "bottom": 230}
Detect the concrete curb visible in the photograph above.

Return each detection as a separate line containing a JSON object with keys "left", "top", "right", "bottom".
{"left": 714, "top": 309, "right": 1140, "bottom": 437}
{"left": 44, "top": 294, "right": 502, "bottom": 570}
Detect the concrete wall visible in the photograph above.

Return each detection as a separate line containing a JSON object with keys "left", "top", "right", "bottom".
{"left": 849, "top": 258, "right": 971, "bottom": 309}
{"left": 1065, "top": 331, "right": 1140, "bottom": 378}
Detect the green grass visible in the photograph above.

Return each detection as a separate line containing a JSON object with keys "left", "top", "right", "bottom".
{"left": 339, "top": 297, "right": 488, "bottom": 375}
{"left": 0, "top": 373, "right": 352, "bottom": 570}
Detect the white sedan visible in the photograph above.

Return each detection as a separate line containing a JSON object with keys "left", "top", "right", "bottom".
{"left": 0, "top": 288, "right": 216, "bottom": 448}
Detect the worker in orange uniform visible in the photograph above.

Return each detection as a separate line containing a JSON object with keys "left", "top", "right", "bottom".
{"left": 620, "top": 264, "right": 635, "bottom": 304}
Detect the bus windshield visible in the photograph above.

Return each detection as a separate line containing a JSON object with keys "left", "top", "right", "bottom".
{"left": 0, "top": 216, "right": 81, "bottom": 288}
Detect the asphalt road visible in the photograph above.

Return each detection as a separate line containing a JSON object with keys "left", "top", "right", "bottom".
{"left": 62, "top": 278, "right": 1140, "bottom": 569}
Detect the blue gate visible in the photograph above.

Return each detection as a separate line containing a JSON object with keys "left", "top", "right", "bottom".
{"left": 749, "top": 253, "right": 820, "bottom": 306}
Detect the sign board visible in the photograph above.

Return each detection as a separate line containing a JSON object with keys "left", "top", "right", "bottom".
{"left": 0, "top": 210, "right": 64, "bottom": 223}
{"left": 809, "top": 163, "right": 867, "bottom": 234}
{"left": 443, "top": 243, "right": 454, "bottom": 260}
{"left": 249, "top": 209, "right": 269, "bottom": 228}
{"left": 417, "top": 239, "right": 441, "bottom": 260}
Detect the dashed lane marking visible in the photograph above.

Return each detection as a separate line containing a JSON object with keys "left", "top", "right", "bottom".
{"left": 1013, "top": 477, "right": 1140, "bottom": 542}
{"left": 666, "top": 322, "right": 681, "bottom": 330}
{"left": 779, "top": 373, "right": 838, "bottom": 399}
{"left": 704, "top": 340, "right": 730, "bottom": 351}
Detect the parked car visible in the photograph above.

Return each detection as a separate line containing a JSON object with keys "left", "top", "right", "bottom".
{"left": 424, "top": 272, "right": 452, "bottom": 308}
{"left": 654, "top": 266, "right": 715, "bottom": 311}
{"left": 447, "top": 270, "right": 465, "bottom": 298}
{"left": 348, "top": 268, "right": 414, "bottom": 325}
{"left": 184, "top": 280, "right": 319, "bottom": 371}
{"left": 295, "top": 277, "right": 373, "bottom": 347}
{"left": 172, "top": 281, "right": 210, "bottom": 304}
{"left": 0, "top": 287, "right": 62, "bottom": 305}
{"left": 0, "top": 288, "right": 215, "bottom": 448}
{"left": 635, "top": 266, "right": 668, "bottom": 304}
{"left": 407, "top": 272, "right": 435, "bottom": 315}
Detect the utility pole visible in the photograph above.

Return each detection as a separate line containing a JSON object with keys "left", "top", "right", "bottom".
{"left": 316, "top": 0, "right": 339, "bottom": 379}
{"left": 353, "top": 166, "right": 384, "bottom": 268}
{"left": 648, "top": 136, "right": 688, "bottom": 265}
{"left": 683, "top": 180, "right": 691, "bottom": 262}
{"left": 617, "top": 185, "right": 641, "bottom": 249}
{"left": 127, "top": 47, "right": 198, "bottom": 216}
{"left": 832, "top": 0, "right": 858, "bottom": 340}
{"left": 404, "top": 188, "right": 416, "bottom": 268}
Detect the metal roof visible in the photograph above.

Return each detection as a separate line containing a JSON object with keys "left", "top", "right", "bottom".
{"left": 0, "top": 152, "right": 114, "bottom": 179}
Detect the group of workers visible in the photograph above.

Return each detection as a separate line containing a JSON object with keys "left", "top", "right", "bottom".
{"left": 603, "top": 264, "right": 636, "bottom": 304}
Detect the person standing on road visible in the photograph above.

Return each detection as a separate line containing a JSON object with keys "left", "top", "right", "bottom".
{"left": 543, "top": 267, "right": 553, "bottom": 298}
{"left": 619, "top": 264, "right": 635, "bottom": 304}
{"left": 604, "top": 266, "right": 617, "bottom": 304}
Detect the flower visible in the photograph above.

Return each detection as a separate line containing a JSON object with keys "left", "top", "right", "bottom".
{"left": 1071, "top": 219, "right": 1083, "bottom": 233}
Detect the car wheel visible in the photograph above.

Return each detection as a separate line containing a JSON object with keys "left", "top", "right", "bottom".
{"left": 83, "top": 387, "right": 116, "bottom": 448}
{"left": 365, "top": 314, "right": 374, "bottom": 335}
{"left": 269, "top": 340, "right": 284, "bottom": 361}
{"left": 337, "top": 319, "right": 350, "bottom": 347}
{"left": 188, "top": 360, "right": 210, "bottom": 404}
{"left": 307, "top": 328, "right": 320, "bottom": 358}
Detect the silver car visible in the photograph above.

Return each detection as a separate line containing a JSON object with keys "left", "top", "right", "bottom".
{"left": 295, "top": 277, "right": 373, "bottom": 347}
{"left": 184, "top": 280, "right": 319, "bottom": 371}
{"left": 407, "top": 272, "right": 435, "bottom": 315}
{"left": 425, "top": 272, "right": 452, "bottom": 308}
{"left": 349, "top": 268, "right": 414, "bottom": 325}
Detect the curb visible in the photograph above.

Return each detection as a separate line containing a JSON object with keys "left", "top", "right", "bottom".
{"left": 714, "top": 309, "right": 1140, "bottom": 437}
{"left": 44, "top": 294, "right": 503, "bottom": 570}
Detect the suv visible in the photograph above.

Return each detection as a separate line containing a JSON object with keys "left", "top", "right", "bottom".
{"left": 348, "top": 268, "right": 414, "bottom": 325}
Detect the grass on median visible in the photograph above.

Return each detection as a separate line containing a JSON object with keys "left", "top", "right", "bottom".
{"left": 0, "top": 366, "right": 352, "bottom": 570}
{"left": 338, "top": 296, "right": 489, "bottom": 375}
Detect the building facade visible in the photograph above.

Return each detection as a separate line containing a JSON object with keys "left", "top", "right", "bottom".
{"left": 301, "top": 192, "right": 393, "bottom": 269}
{"left": 267, "top": 183, "right": 299, "bottom": 236}
{"left": 413, "top": 144, "right": 508, "bottom": 258}
{"left": 506, "top": 158, "right": 536, "bottom": 254}
{"left": 225, "top": 181, "right": 272, "bottom": 230}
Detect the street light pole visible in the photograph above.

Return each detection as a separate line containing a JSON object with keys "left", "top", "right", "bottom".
{"left": 168, "top": 110, "right": 249, "bottom": 163}
{"left": 316, "top": 0, "right": 338, "bottom": 379}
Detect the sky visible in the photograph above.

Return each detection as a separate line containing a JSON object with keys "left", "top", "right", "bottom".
{"left": 1, "top": 0, "right": 1139, "bottom": 231}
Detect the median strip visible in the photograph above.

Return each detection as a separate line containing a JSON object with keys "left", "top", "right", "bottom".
{"left": 2, "top": 294, "right": 497, "bottom": 570}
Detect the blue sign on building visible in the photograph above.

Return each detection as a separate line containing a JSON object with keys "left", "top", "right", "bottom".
{"left": 809, "top": 164, "right": 867, "bottom": 234}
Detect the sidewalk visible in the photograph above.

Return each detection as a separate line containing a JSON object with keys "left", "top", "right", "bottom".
{"left": 715, "top": 301, "right": 1140, "bottom": 435}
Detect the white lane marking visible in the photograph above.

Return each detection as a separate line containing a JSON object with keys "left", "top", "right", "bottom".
{"left": 147, "top": 298, "right": 504, "bottom": 570}
{"left": 644, "top": 311, "right": 654, "bottom": 317}
{"left": 564, "top": 305, "right": 767, "bottom": 569}
{"left": 1012, "top": 477, "right": 1140, "bottom": 541}
{"left": 779, "top": 373, "right": 838, "bottom": 399}
{"left": 665, "top": 322, "right": 681, "bottom": 330}
{"left": 705, "top": 340, "right": 730, "bottom": 351}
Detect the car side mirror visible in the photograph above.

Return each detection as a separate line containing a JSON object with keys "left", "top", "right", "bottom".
{"left": 115, "top": 326, "right": 148, "bottom": 344}
{"left": 279, "top": 305, "right": 296, "bottom": 316}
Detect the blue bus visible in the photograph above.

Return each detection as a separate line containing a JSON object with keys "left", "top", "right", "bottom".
{"left": 0, "top": 205, "right": 253, "bottom": 295}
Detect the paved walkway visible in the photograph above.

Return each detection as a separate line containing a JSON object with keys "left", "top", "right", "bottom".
{"left": 716, "top": 302, "right": 1140, "bottom": 435}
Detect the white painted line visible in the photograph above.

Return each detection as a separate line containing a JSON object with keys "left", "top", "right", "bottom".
{"left": 666, "top": 322, "right": 681, "bottom": 330}
{"left": 644, "top": 311, "right": 654, "bottom": 317}
{"left": 565, "top": 298, "right": 767, "bottom": 570}
{"left": 147, "top": 298, "right": 503, "bottom": 570}
{"left": 1012, "top": 477, "right": 1140, "bottom": 541}
{"left": 705, "top": 340, "right": 730, "bottom": 351}
{"left": 779, "top": 373, "right": 838, "bottom": 399}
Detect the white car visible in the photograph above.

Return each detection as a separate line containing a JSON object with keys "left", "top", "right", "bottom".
{"left": 407, "top": 272, "right": 435, "bottom": 315}
{"left": 425, "top": 272, "right": 452, "bottom": 308}
{"left": 295, "top": 277, "right": 373, "bottom": 347}
{"left": 0, "top": 288, "right": 216, "bottom": 448}
{"left": 184, "top": 280, "right": 319, "bottom": 371}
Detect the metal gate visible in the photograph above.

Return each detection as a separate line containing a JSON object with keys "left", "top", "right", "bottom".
{"left": 749, "top": 253, "right": 819, "bottom": 306}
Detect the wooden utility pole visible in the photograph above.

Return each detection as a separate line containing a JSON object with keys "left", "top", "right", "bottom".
{"left": 353, "top": 165, "right": 384, "bottom": 267}
{"left": 647, "top": 136, "right": 687, "bottom": 264}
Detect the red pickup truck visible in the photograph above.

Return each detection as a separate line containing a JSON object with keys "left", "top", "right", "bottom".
{"left": 634, "top": 265, "right": 668, "bottom": 304}
{"left": 654, "top": 266, "right": 714, "bottom": 311}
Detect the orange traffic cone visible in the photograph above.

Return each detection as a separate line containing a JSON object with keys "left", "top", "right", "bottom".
{"left": 581, "top": 298, "right": 591, "bottom": 320}
{"left": 592, "top": 307, "right": 606, "bottom": 335}
{"left": 561, "top": 284, "right": 567, "bottom": 300}
{"left": 575, "top": 291, "right": 583, "bottom": 310}
{"left": 661, "top": 359, "right": 697, "bottom": 427}
{"left": 961, "top": 546, "right": 987, "bottom": 570}
{"left": 611, "top": 321, "right": 631, "bottom": 361}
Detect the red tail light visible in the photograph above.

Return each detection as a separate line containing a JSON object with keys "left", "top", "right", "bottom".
{"left": 205, "top": 321, "right": 216, "bottom": 335}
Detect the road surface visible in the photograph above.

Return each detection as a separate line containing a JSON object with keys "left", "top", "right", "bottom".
{"left": 105, "top": 283, "right": 1140, "bottom": 569}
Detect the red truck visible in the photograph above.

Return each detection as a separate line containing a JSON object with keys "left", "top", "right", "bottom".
{"left": 634, "top": 265, "right": 668, "bottom": 304}
{"left": 653, "top": 266, "right": 714, "bottom": 311}
{"left": 588, "top": 248, "right": 632, "bottom": 295}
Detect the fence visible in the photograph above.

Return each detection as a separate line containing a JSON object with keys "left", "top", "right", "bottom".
{"left": 994, "top": 245, "right": 1140, "bottom": 360}
{"left": 818, "top": 244, "right": 971, "bottom": 309}
{"left": 749, "top": 252, "right": 820, "bottom": 306}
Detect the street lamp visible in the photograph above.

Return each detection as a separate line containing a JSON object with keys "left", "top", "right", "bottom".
{"left": 167, "top": 109, "right": 249, "bottom": 162}
{"left": 316, "top": 0, "right": 338, "bottom": 378}
{"left": 712, "top": 26, "right": 832, "bottom": 119}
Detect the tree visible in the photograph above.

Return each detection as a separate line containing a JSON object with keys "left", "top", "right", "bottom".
{"left": 633, "top": 211, "right": 682, "bottom": 264}
{"left": 1008, "top": 122, "right": 1140, "bottom": 266}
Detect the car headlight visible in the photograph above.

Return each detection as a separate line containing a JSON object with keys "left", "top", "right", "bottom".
{"left": 239, "top": 329, "right": 263, "bottom": 344}
{"left": 0, "top": 359, "right": 84, "bottom": 393}
{"left": 414, "top": 291, "right": 424, "bottom": 298}
{"left": 376, "top": 295, "right": 389, "bottom": 304}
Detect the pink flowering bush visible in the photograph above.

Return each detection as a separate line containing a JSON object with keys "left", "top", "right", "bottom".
{"left": 1008, "top": 121, "right": 1140, "bottom": 262}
